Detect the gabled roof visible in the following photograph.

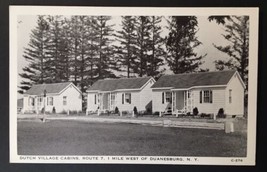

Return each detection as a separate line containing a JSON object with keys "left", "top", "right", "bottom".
{"left": 87, "top": 77, "right": 153, "bottom": 92}
{"left": 24, "top": 82, "right": 75, "bottom": 95}
{"left": 151, "top": 70, "right": 237, "bottom": 89}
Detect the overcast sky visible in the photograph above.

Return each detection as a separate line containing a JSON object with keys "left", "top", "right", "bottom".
{"left": 17, "top": 15, "right": 229, "bottom": 86}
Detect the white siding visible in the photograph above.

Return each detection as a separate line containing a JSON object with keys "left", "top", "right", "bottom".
{"left": 45, "top": 85, "right": 82, "bottom": 113}
{"left": 23, "top": 84, "right": 82, "bottom": 113}
{"left": 152, "top": 89, "right": 170, "bottom": 113}
{"left": 139, "top": 79, "right": 155, "bottom": 111}
{"left": 192, "top": 87, "right": 226, "bottom": 115}
{"left": 225, "top": 74, "right": 244, "bottom": 116}
{"left": 22, "top": 96, "right": 31, "bottom": 112}
{"left": 87, "top": 93, "right": 99, "bottom": 112}
{"left": 86, "top": 78, "right": 154, "bottom": 112}
{"left": 115, "top": 91, "right": 140, "bottom": 112}
{"left": 55, "top": 85, "right": 82, "bottom": 113}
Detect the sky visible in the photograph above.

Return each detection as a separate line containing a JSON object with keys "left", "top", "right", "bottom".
{"left": 17, "top": 15, "right": 229, "bottom": 90}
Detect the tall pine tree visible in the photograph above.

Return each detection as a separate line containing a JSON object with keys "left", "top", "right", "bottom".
{"left": 93, "top": 16, "right": 116, "bottom": 79}
{"left": 19, "top": 16, "right": 50, "bottom": 93}
{"left": 134, "top": 16, "right": 151, "bottom": 77}
{"left": 165, "top": 16, "right": 205, "bottom": 74}
{"left": 115, "top": 16, "right": 137, "bottom": 78}
{"left": 147, "top": 16, "right": 166, "bottom": 78}
{"left": 45, "top": 15, "right": 66, "bottom": 83}
{"left": 212, "top": 16, "right": 249, "bottom": 89}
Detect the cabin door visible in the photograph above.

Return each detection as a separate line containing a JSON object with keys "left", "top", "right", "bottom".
{"left": 176, "top": 91, "right": 185, "bottom": 110}
{"left": 102, "top": 93, "right": 109, "bottom": 110}
{"left": 110, "top": 93, "right": 116, "bottom": 110}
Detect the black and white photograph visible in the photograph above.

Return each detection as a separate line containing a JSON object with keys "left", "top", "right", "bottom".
{"left": 9, "top": 6, "right": 258, "bottom": 165}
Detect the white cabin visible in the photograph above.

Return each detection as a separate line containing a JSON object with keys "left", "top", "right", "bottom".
{"left": 86, "top": 77, "right": 155, "bottom": 113}
{"left": 151, "top": 70, "right": 245, "bottom": 117}
{"left": 22, "top": 82, "right": 82, "bottom": 114}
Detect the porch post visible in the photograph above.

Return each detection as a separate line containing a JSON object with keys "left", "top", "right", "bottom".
{"left": 184, "top": 91, "right": 186, "bottom": 112}
{"left": 172, "top": 91, "right": 174, "bottom": 112}
{"left": 109, "top": 92, "right": 111, "bottom": 111}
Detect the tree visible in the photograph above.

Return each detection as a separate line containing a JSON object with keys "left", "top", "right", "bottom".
{"left": 165, "top": 16, "right": 205, "bottom": 74}
{"left": 93, "top": 16, "right": 117, "bottom": 79}
{"left": 212, "top": 16, "right": 249, "bottom": 88}
{"left": 147, "top": 16, "right": 166, "bottom": 78}
{"left": 45, "top": 15, "right": 67, "bottom": 83}
{"left": 208, "top": 16, "right": 231, "bottom": 25}
{"left": 18, "top": 16, "right": 50, "bottom": 93}
{"left": 134, "top": 16, "right": 152, "bottom": 77}
{"left": 115, "top": 16, "right": 137, "bottom": 78}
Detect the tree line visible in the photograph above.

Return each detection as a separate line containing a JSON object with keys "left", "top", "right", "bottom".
{"left": 19, "top": 15, "right": 249, "bottom": 108}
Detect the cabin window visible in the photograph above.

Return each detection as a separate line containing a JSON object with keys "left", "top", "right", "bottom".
{"left": 200, "top": 90, "right": 212, "bottom": 103}
{"left": 165, "top": 92, "right": 172, "bottom": 103}
{"left": 162, "top": 92, "right": 164, "bottom": 104}
{"left": 48, "top": 97, "right": 53, "bottom": 106}
{"left": 125, "top": 93, "right": 131, "bottom": 104}
{"left": 37, "top": 97, "right": 43, "bottom": 106}
{"left": 229, "top": 89, "right": 232, "bottom": 103}
{"left": 111, "top": 94, "right": 116, "bottom": 106}
{"left": 122, "top": 94, "right": 124, "bottom": 104}
{"left": 28, "top": 97, "right": 35, "bottom": 106}
{"left": 63, "top": 96, "right": 67, "bottom": 105}
{"left": 94, "top": 94, "right": 97, "bottom": 104}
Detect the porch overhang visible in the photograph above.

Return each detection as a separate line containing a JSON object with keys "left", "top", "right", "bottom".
{"left": 151, "top": 87, "right": 174, "bottom": 91}
{"left": 170, "top": 88, "right": 189, "bottom": 91}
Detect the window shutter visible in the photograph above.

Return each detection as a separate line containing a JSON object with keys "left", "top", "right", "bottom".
{"left": 210, "top": 90, "right": 213, "bottom": 103}
{"left": 129, "top": 94, "right": 131, "bottom": 104}
{"left": 122, "top": 94, "right": 124, "bottom": 104}
{"left": 200, "top": 91, "right": 202, "bottom": 103}
{"left": 94, "top": 94, "right": 96, "bottom": 104}
{"left": 162, "top": 92, "right": 164, "bottom": 104}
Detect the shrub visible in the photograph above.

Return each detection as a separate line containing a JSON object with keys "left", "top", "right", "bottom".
{"left": 217, "top": 108, "right": 225, "bottom": 118}
{"left": 153, "top": 112, "right": 160, "bottom": 116}
{"left": 145, "top": 108, "right": 152, "bottom": 115}
{"left": 193, "top": 107, "right": 199, "bottom": 116}
{"left": 115, "top": 107, "right": 119, "bottom": 114}
{"left": 52, "top": 107, "right": 56, "bottom": 113}
{"left": 61, "top": 110, "right": 67, "bottom": 114}
{"left": 122, "top": 111, "right": 128, "bottom": 115}
{"left": 133, "top": 106, "right": 138, "bottom": 115}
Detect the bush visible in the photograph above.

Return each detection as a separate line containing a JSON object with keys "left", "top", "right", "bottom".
{"left": 217, "top": 108, "right": 225, "bottom": 118}
{"left": 52, "top": 107, "right": 56, "bottom": 113}
{"left": 153, "top": 112, "right": 160, "bottom": 116}
{"left": 193, "top": 107, "right": 199, "bottom": 116}
{"left": 61, "top": 110, "right": 67, "bottom": 114}
{"left": 145, "top": 108, "right": 152, "bottom": 115}
{"left": 122, "top": 111, "right": 129, "bottom": 115}
{"left": 115, "top": 107, "right": 119, "bottom": 114}
{"left": 133, "top": 106, "right": 138, "bottom": 115}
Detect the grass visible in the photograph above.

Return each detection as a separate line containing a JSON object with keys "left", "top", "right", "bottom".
{"left": 17, "top": 120, "right": 247, "bottom": 157}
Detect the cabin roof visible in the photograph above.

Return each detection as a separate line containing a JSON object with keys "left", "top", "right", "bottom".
{"left": 151, "top": 70, "right": 237, "bottom": 89}
{"left": 87, "top": 77, "right": 153, "bottom": 92}
{"left": 24, "top": 82, "right": 74, "bottom": 95}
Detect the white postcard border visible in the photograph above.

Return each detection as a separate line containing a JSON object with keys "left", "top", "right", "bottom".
{"left": 9, "top": 6, "right": 259, "bottom": 165}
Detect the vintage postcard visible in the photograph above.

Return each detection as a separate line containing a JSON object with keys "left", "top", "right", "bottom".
{"left": 9, "top": 6, "right": 258, "bottom": 165}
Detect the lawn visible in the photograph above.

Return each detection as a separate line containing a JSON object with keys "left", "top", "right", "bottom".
{"left": 17, "top": 120, "right": 247, "bottom": 157}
